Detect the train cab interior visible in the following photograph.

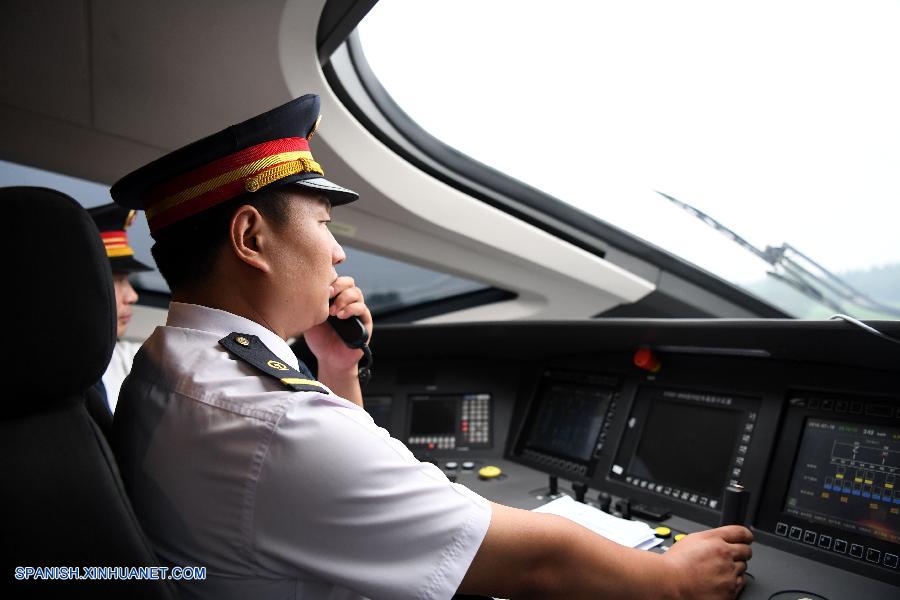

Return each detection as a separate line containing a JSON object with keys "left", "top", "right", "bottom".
{"left": 2, "top": 1, "right": 899, "bottom": 598}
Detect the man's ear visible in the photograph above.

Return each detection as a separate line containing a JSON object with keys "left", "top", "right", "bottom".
{"left": 229, "top": 205, "right": 271, "bottom": 273}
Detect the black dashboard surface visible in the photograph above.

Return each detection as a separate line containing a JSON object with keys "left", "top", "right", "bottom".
{"left": 356, "top": 319, "right": 900, "bottom": 599}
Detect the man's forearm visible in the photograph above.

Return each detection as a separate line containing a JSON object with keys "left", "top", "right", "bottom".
{"left": 460, "top": 505, "right": 680, "bottom": 600}
{"left": 538, "top": 514, "right": 679, "bottom": 600}
{"left": 462, "top": 503, "right": 751, "bottom": 599}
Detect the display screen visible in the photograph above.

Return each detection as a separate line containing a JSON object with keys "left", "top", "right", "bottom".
{"left": 611, "top": 387, "right": 757, "bottom": 508}
{"left": 629, "top": 400, "right": 744, "bottom": 498}
{"left": 784, "top": 418, "right": 900, "bottom": 545}
{"left": 409, "top": 397, "right": 457, "bottom": 436}
{"left": 524, "top": 383, "right": 611, "bottom": 462}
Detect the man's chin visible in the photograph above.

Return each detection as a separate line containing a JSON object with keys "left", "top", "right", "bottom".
{"left": 290, "top": 310, "right": 330, "bottom": 338}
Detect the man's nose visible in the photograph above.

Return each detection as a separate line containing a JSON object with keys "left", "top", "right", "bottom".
{"left": 125, "top": 279, "right": 139, "bottom": 304}
{"left": 333, "top": 240, "right": 346, "bottom": 266}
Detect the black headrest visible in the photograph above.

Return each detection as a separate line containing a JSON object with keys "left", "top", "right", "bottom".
{"left": 3, "top": 187, "right": 116, "bottom": 404}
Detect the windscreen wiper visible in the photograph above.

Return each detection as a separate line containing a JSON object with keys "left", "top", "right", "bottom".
{"left": 657, "top": 191, "right": 900, "bottom": 318}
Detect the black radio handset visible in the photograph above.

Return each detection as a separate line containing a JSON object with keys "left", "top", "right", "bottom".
{"left": 327, "top": 298, "right": 373, "bottom": 385}
{"left": 326, "top": 314, "right": 368, "bottom": 349}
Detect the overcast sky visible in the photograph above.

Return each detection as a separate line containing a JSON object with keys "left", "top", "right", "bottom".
{"left": 359, "top": 0, "right": 900, "bottom": 286}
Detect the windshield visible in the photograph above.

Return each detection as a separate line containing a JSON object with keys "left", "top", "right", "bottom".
{"left": 358, "top": 0, "right": 900, "bottom": 319}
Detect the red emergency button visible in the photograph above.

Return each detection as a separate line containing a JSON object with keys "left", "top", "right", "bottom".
{"left": 634, "top": 348, "right": 661, "bottom": 373}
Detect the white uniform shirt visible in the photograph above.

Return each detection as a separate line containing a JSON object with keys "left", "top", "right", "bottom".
{"left": 113, "top": 302, "right": 491, "bottom": 600}
{"left": 101, "top": 339, "right": 141, "bottom": 412}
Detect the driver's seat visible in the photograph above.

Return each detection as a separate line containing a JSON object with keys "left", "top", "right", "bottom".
{"left": 0, "top": 187, "right": 175, "bottom": 599}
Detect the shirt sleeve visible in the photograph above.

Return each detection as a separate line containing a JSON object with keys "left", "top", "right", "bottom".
{"left": 102, "top": 340, "right": 144, "bottom": 412}
{"left": 250, "top": 393, "right": 492, "bottom": 600}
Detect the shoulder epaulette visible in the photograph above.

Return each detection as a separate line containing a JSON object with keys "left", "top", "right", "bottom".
{"left": 219, "top": 332, "right": 329, "bottom": 394}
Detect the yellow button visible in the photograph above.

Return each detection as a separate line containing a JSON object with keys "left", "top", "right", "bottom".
{"left": 654, "top": 527, "right": 672, "bottom": 538}
{"left": 673, "top": 533, "right": 686, "bottom": 542}
{"left": 478, "top": 465, "right": 502, "bottom": 479}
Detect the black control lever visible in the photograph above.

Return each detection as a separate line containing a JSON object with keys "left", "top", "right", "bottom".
{"left": 548, "top": 475, "right": 558, "bottom": 496}
{"left": 617, "top": 498, "right": 632, "bottom": 520}
{"left": 720, "top": 484, "right": 750, "bottom": 526}
{"left": 596, "top": 491, "right": 612, "bottom": 513}
{"left": 572, "top": 482, "right": 588, "bottom": 503}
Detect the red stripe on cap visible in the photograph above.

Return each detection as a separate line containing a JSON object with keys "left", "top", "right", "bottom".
{"left": 149, "top": 179, "right": 247, "bottom": 232}
{"left": 100, "top": 230, "right": 129, "bottom": 243}
{"left": 148, "top": 137, "right": 310, "bottom": 204}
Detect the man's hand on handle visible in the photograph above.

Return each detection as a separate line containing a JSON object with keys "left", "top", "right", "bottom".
{"left": 662, "top": 525, "right": 754, "bottom": 600}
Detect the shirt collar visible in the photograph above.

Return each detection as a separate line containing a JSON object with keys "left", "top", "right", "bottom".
{"left": 166, "top": 302, "right": 300, "bottom": 371}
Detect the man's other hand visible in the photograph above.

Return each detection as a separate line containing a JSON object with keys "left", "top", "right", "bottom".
{"left": 304, "top": 276, "right": 372, "bottom": 405}
{"left": 662, "top": 525, "right": 753, "bottom": 600}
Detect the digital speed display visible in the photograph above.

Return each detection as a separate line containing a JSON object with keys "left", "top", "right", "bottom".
{"left": 784, "top": 418, "right": 900, "bottom": 545}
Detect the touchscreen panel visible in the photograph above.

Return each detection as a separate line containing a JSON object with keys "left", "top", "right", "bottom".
{"left": 611, "top": 387, "right": 760, "bottom": 509}
{"left": 784, "top": 418, "right": 899, "bottom": 545}
{"left": 512, "top": 370, "right": 619, "bottom": 478}
{"left": 524, "top": 383, "right": 611, "bottom": 462}
{"left": 630, "top": 400, "right": 743, "bottom": 498}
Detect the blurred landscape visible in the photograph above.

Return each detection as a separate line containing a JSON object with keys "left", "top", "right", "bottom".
{"left": 745, "top": 262, "right": 900, "bottom": 319}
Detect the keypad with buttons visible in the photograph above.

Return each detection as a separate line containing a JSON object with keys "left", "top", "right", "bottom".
{"left": 460, "top": 393, "right": 491, "bottom": 445}
{"left": 774, "top": 524, "right": 897, "bottom": 573}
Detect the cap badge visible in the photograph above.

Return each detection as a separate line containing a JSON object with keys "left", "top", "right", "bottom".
{"left": 307, "top": 114, "right": 322, "bottom": 140}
